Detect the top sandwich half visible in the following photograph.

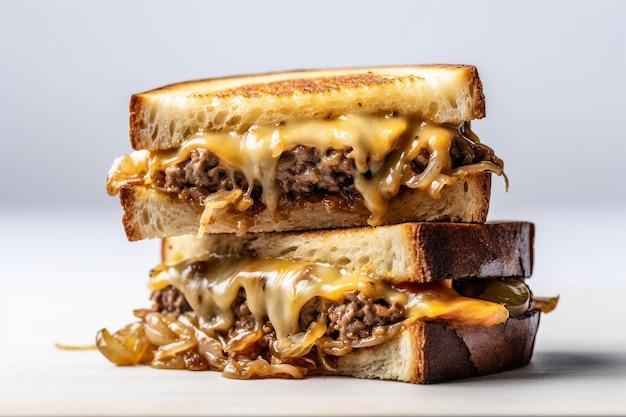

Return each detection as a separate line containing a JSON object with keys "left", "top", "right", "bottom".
{"left": 107, "top": 65, "right": 506, "bottom": 240}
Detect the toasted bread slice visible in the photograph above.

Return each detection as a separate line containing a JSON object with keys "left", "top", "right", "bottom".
{"left": 130, "top": 65, "right": 485, "bottom": 151}
{"left": 162, "top": 220, "right": 533, "bottom": 284}
{"left": 120, "top": 171, "right": 491, "bottom": 241}
{"left": 334, "top": 310, "right": 539, "bottom": 384}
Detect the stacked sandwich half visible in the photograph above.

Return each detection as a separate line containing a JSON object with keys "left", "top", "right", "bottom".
{"left": 100, "top": 65, "right": 557, "bottom": 383}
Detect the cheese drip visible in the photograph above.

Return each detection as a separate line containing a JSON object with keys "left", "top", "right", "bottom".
{"left": 107, "top": 114, "right": 504, "bottom": 231}
{"left": 150, "top": 256, "right": 509, "bottom": 358}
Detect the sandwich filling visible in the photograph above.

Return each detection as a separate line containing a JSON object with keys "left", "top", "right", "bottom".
{"left": 107, "top": 114, "right": 505, "bottom": 235}
{"left": 96, "top": 255, "right": 555, "bottom": 379}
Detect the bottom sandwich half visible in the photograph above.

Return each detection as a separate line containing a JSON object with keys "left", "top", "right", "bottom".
{"left": 96, "top": 222, "right": 557, "bottom": 384}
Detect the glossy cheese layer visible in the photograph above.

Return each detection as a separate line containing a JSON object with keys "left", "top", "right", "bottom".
{"left": 150, "top": 256, "right": 509, "bottom": 359}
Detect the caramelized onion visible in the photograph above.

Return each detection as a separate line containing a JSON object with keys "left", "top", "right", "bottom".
{"left": 316, "top": 336, "right": 352, "bottom": 357}
{"left": 273, "top": 316, "right": 327, "bottom": 359}
{"left": 404, "top": 149, "right": 446, "bottom": 191}
{"left": 198, "top": 189, "right": 245, "bottom": 237}
{"left": 318, "top": 321, "right": 403, "bottom": 356}
{"left": 224, "top": 328, "right": 264, "bottom": 353}
{"left": 196, "top": 332, "right": 227, "bottom": 371}
{"left": 154, "top": 339, "right": 197, "bottom": 362}
{"left": 427, "top": 173, "right": 458, "bottom": 197}
{"left": 95, "top": 324, "right": 150, "bottom": 366}
{"left": 177, "top": 311, "right": 200, "bottom": 328}
{"left": 133, "top": 308, "right": 153, "bottom": 319}
{"left": 55, "top": 343, "right": 95, "bottom": 351}
{"left": 144, "top": 313, "right": 179, "bottom": 346}
{"left": 222, "top": 357, "right": 306, "bottom": 379}
{"left": 317, "top": 349, "right": 338, "bottom": 373}
{"left": 453, "top": 161, "right": 509, "bottom": 190}
{"left": 168, "top": 319, "right": 195, "bottom": 339}
{"left": 531, "top": 295, "right": 560, "bottom": 313}
{"left": 152, "top": 355, "right": 186, "bottom": 370}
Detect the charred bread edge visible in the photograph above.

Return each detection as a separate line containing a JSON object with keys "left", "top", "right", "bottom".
{"left": 334, "top": 310, "right": 540, "bottom": 384}
{"left": 423, "top": 310, "right": 540, "bottom": 383}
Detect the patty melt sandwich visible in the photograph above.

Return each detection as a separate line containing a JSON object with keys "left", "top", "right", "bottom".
{"left": 100, "top": 65, "right": 557, "bottom": 384}
{"left": 106, "top": 65, "right": 505, "bottom": 239}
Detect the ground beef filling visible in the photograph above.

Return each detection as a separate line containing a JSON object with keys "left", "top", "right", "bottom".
{"left": 151, "top": 134, "right": 499, "bottom": 209}
{"left": 150, "top": 285, "right": 192, "bottom": 315}
{"left": 150, "top": 285, "right": 405, "bottom": 372}
{"left": 326, "top": 291, "right": 404, "bottom": 342}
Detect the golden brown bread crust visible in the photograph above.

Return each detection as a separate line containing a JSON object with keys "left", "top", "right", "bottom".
{"left": 161, "top": 220, "right": 534, "bottom": 284}
{"left": 206, "top": 72, "right": 398, "bottom": 97}
{"left": 129, "top": 65, "right": 486, "bottom": 151}
{"left": 334, "top": 310, "right": 540, "bottom": 384}
{"left": 119, "top": 172, "right": 491, "bottom": 241}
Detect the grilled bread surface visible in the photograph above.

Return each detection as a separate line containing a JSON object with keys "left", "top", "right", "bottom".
{"left": 130, "top": 65, "right": 485, "bottom": 151}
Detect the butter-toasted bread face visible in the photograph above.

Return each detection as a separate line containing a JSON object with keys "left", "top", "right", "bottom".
{"left": 130, "top": 65, "right": 485, "bottom": 151}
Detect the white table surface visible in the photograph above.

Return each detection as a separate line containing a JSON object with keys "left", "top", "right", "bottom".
{"left": 1, "top": 206, "right": 625, "bottom": 416}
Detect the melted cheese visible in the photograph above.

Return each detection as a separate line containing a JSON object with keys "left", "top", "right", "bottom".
{"left": 107, "top": 114, "right": 501, "bottom": 230}
{"left": 150, "top": 256, "right": 509, "bottom": 358}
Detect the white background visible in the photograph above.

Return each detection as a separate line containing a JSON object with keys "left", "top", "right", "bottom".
{"left": 1, "top": 1, "right": 625, "bottom": 415}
